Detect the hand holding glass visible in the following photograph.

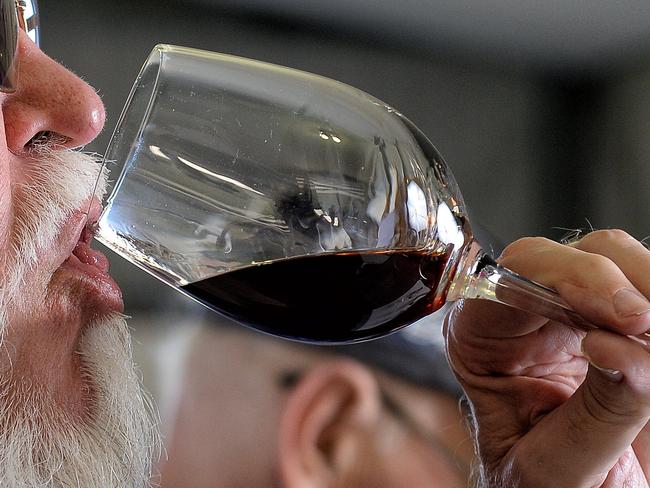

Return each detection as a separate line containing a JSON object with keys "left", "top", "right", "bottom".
{"left": 94, "top": 45, "right": 620, "bottom": 343}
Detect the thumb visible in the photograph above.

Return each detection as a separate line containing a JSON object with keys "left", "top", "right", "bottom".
{"left": 511, "top": 330, "right": 650, "bottom": 487}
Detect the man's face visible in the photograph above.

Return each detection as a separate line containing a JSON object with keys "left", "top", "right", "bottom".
{"left": 0, "top": 29, "right": 156, "bottom": 485}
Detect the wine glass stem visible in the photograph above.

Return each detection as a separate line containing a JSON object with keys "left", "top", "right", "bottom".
{"left": 461, "top": 253, "right": 596, "bottom": 331}
{"left": 450, "top": 241, "right": 650, "bottom": 344}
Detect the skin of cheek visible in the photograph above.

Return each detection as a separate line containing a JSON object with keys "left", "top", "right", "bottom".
{"left": 339, "top": 418, "right": 465, "bottom": 488}
{"left": 373, "top": 436, "right": 465, "bottom": 488}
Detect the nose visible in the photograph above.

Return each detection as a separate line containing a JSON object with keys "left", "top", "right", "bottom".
{"left": 2, "top": 32, "right": 106, "bottom": 152}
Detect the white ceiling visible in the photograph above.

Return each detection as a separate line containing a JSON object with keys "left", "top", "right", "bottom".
{"left": 191, "top": 0, "right": 650, "bottom": 72}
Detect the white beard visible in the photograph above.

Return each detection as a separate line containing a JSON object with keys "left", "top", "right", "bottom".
{"left": 0, "top": 143, "right": 159, "bottom": 486}
{"left": 0, "top": 314, "right": 158, "bottom": 487}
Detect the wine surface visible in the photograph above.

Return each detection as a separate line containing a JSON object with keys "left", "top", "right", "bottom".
{"left": 182, "top": 249, "right": 449, "bottom": 343}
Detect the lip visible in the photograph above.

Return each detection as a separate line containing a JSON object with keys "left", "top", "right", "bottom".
{"left": 55, "top": 199, "right": 102, "bottom": 265}
{"left": 55, "top": 198, "right": 124, "bottom": 313}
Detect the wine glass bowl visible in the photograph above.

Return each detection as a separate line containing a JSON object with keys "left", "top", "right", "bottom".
{"left": 96, "top": 45, "right": 600, "bottom": 344}
{"left": 98, "top": 45, "right": 471, "bottom": 342}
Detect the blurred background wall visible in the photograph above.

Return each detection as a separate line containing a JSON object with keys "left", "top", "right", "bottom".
{"left": 38, "top": 0, "right": 650, "bottom": 436}
{"left": 41, "top": 0, "right": 650, "bottom": 242}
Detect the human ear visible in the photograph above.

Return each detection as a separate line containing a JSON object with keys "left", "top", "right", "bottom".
{"left": 278, "top": 359, "right": 382, "bottom": 488}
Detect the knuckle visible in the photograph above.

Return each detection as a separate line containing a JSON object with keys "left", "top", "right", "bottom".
{"left": 579, "top": 229, "right": 636, "bottom": 249}
{"left": 583, "top": 376, "right": 641, "bottom": 423}
{"left": 582, "top": 387, "right": 623, "bottom": 425}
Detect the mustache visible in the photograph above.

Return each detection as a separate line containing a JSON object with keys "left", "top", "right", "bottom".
{"left": 4, "top": 142, "right": 109, "bottom": 298}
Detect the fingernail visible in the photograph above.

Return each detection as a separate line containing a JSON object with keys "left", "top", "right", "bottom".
{"left": 580, "top": 338, "right": 624, "bottom": 383}
{"left": 614, "top": 288, "right": 650, "bottom": 318}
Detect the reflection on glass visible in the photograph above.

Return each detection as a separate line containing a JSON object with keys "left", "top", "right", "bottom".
{"left": 94, "top": 45, "right": 607, "bottom": 344}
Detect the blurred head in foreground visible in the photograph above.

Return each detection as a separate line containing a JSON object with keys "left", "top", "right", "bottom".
{"left": 156, "top": 310, "right": 473, "bottom": 488}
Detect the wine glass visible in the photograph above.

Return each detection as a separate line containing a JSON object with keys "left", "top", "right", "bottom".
{"left": 93, "top": 44, "right": 601, "bottom": 344}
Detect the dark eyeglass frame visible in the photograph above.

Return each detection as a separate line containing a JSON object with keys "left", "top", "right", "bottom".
{"left": 0, "top": 0, "right": 39, "bottom": 93}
